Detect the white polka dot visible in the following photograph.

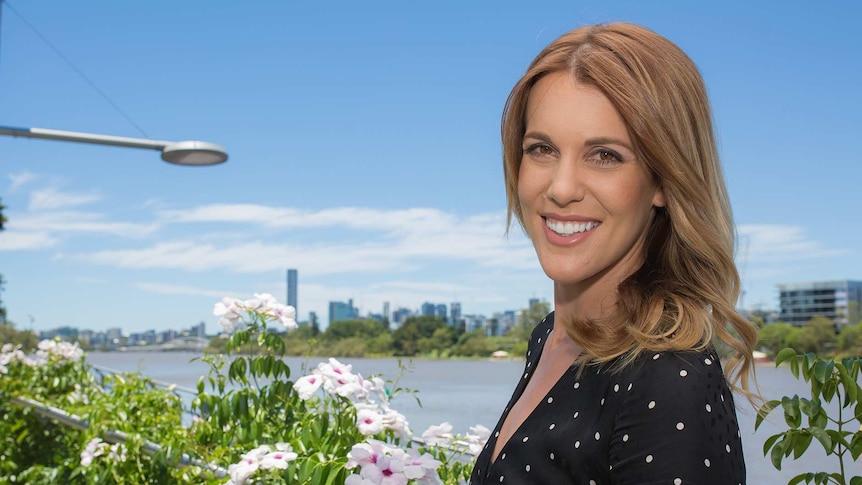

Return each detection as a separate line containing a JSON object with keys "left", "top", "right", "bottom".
{"left": 546, "top": 328, "right": 551, "bottom": 333}
{"left": 600, "top": 398, "right": 605, "bottom": 405}
{"left": 495, "top": 431, "right": 499, "bottom": 437}
{"left": 680, "top": 369, "right": 688, "bottom": 377}
{"left": 721, "top": 394, "right": 725, "bottom": 402}
{"left": 522, "top": 436, "right": 529, "bottom": 443}
{"left": 528, "top": 350, "right": 532, "bottom": 356}
{"left": 550, "top": 453, "right": 555, "bottom": 460}
{"left": 573, "top": 411, "right": 579, "bottom": 419}
{"left": 726, "top": 444, "right": 731, "bottom": 453}
{"left": 538, "top": 338, "right": 542, "bottom": 343}
{"left": 704, "top": 458, "right": 711, "bottom": 467}
{"left": 622, "top": 434, "right": 629, "bottom": 442}
{"left": 549, "top": 423, "right": 556, "bottom": 430}
{"left": 704, "top": 358, "right": 712, "bottom": 365}
{"left": 706, "top": 404, "right": 712, "bottom": 412}
{"left": 525, "top": 465, "right": 530, "bottom": 472}
{"left": 590, "top": 481, "right": 596, "bottom": 485}
{"left": 648, "top": 400, "right": 656, "bottom": 409}
{"left": 614, "top": 384, "right": 620, "bottom": 392}
{"left": 501, "top": 453, "right": 506, "bottom": 460}
{"left": 547, "top": 397, "right": 554, "bottom": 404}
{"left": 609, "top": 465, "right": 613, "bottom": 471}
{"left": 645, "top": 454, "right": 653, "bottom": 463}
{"left": 499, "top": 476, "right": 504, "bottom": 482}
{"left": 527, "top": 361, "right": 532, "bottom": 367}
{"left": 574, "top": 382, "right": 580, "bottom": 389}
{"left": 653, "top": 353, "right": 660, "bottom": 360}
{"left": 575, "top": 440, "right": 581, "bottom": 448}
{"left": 627, "top": 383, "right": 633, "bottom": 391}
{"left": 523, "top": 373, "right": 528, "bottom": 379}
{"left": 676, "top": 422, "right": 685, "bottom": 430}
{"left": 595, "top": 432, "right": 601, "bottom": 440}
{"left": 674, "top": 479, "right": 682, "bottom": 485}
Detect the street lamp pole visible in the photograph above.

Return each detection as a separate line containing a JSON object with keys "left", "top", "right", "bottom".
{"left": 0, "top": 124, "right": 228, "bottom": 166}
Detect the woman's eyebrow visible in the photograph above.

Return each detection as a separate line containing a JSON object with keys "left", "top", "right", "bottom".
{"left": 522, "top": 131, "right": 552, "bottom": 142}
{"left": 584, "top": 136, "right": 634, "bottom": 151}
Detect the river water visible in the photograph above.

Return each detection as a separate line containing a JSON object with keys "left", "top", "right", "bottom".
{"left": 86, "top": 351, "right": 861, "bottom": 483}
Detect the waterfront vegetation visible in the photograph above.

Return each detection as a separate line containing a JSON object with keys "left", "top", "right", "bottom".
{"left": 2, "top": 297, "right": 862, "bottom": 484}
{"left": 0, "top": 295, "right": 483, "bottom": 484}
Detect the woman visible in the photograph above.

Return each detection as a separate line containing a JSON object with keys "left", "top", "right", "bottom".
{"left": 470, "top": 23, "right": 758, "bottom": 485}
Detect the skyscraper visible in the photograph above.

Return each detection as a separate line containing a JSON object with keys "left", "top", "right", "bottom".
{"left": 287, "top": 269, "right": 298, "bottom": 317}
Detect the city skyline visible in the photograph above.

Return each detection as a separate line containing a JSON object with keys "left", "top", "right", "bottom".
{"left": 1, "top": 1, "right": 860, "bottom": 332}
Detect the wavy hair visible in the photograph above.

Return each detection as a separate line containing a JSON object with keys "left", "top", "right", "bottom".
{"left": 502, "top": 23, "right": 757, "bottom": 397}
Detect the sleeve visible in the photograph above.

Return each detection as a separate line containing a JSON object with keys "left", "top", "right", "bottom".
{"left": 607, "top": 349, "right": 746, "bottom": 485}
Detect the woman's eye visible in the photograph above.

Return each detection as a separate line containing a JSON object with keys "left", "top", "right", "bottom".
{"left": 592, "top": 149, "right": 623, "bottom": 165}
{"left": 525, "top": 143, "right": 555, "bottom": 157}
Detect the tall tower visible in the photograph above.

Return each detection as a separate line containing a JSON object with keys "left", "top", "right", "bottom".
{"left": 287, "top": 269, "right": 298, "bottom": 317}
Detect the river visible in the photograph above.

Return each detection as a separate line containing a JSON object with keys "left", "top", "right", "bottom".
{"left": 86, "top": 351, "right": 862, "bottom": 483}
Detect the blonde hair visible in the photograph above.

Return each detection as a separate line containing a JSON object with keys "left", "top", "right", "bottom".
{"left": 503, "top": 23, "right": 757, "bottom": 397}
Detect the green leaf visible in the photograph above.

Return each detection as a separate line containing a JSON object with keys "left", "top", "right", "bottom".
{"left": 792, "top": 432, "right": 812, "bottom": 459}
{"left": 763, "top": 433, "right": 781, "bottom": 456}
{"left": 756, "top": 400, "right": 781, "bottom": 430}
{"left": 788, "top": 473, "right": 811, "bottom": 485}
{"left": 782, "top": 396, "right": 802, "bottom": 428}
{"left": 850, "top": 475, "right": 862, "bottom": 485}
{"left": 790, "top": 356, "right": 800, "bottom": 379}
{"left": 808, "top": 426, "right": 833, "bottom": 454}
{"left": 776, "top": 348, "right": 797, "bottom": 367}
{"left": 813, "top": 360, "right": 829, "bottom": 384}
{"left": 836, "top": 362, "right": 858, "bottom": 406}
{"left": 850, "top": 433, "right": 862, "bottom": 460}
{"left": 770, "top": 437, "right": 785, "bottom": 470}
{"left": 822, "top": 380, "right": 837, "bottom": 403}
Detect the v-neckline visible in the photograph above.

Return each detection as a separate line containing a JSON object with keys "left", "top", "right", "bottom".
{"left": 488, "top": 316, "right": 578, "bottom": 465}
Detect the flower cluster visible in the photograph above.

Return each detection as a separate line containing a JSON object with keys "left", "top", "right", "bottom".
{"left": 346, "top": 439, "right": 443, "bottom": 485}
{"left": 225, "top": 443, "right": 298, "bottom": 485}
{"left": 0, "top": 340, "right": 84, "bottom": 373}
{"left": 293, "top": 358, "right": 411, "bottom": 440}
{"left": 79, "top": 437, "right": 127, "bottom": 467}
{"left": 421, "top": 422, "right": 491, "bottom": 455}
{"left": 213, "top": 293, "right": 297, "bottom": 333}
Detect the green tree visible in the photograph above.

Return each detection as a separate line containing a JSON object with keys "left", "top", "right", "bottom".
{"left": 0, "top": 322, "right": 39, "bottom": 350}
{"left": 324, "top": 319, "right": 387, "bottom": 341}
{"left": 837, "top": 322, "right": 862, "bottom": 355}
{"left": 392, "top": 315, "right": 447, "bottom": 356}
{"left": 510, "top": 300, "right": 551, "bottom": 340}
{"left": 786, "top": 317, "right": 837, "bottom": 354}
{"left": 757, "top": 322, "right": 799, "bottom": 357}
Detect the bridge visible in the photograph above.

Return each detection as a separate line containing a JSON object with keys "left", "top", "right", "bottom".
{"left": 119, "top": 336, "right": 210, "bottom": 352}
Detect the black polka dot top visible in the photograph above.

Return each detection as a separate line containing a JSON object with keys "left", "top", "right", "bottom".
{"left": 469, "top": 312, "right": 746, "bottom": 485}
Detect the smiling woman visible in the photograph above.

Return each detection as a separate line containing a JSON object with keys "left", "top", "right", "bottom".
{"left": 470, "top": 22, "right": 759, "bottom": 485}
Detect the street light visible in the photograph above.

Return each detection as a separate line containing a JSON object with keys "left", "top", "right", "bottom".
{"left": 0, "top": 125, "right": 228, "bottom": 166}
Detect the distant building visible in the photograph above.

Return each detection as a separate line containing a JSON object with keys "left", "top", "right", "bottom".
{"left": 287, "top": 269, "right": 298, "bottom": 317}
{"left": 190, "top": 321, "right": 206, "bottom": 338}
{"left": 450, "top": 302, "right": 462, "bottom": 327}
{"left": 391, "top": 307, "right": 412, "bottom": 327}
{"left": 435, "top": 304, "right": 447, "bottom": 321}
{"left": 421, "top": 302, "right": 436, "bottom": 317}
{"left": 778, "top": 280, "right": 862, "bottom": 328}
{"left": 528, "top": 297, "right": 540, "bottom": 308}
{"left": 329, "top": 299, "right": 355, "bottom": 325}
{"left": 383, "top": 302, "right": 390, "bottom": 322}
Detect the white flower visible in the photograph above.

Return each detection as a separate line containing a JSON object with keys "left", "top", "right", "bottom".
{"left": 260, "top": 449, "right": 296, "bottom": 470}
{"left": 214, "top": 297, "right": 244, "bottom": 333}
{"left": 241, "top": 444, "right": 272, "bottom": 461}
{"left": 401, "top": 448, "right": 443, "bottom": 485}
{"left": 421, "top": 422, "right": 454, "bottom": 447}
{"left": 227, "top": 458, "right": 259, "bottom": 485}
{"left": 381, "top": 409, "right": 412, "bottom": 442}
{"left": 80, "top": 438, "right": 107, "bottom": 467}
{"left": 268, "top": 302, "right": 297, "bottom": 329}
{"left": 346, "top": 475, "right": 378, "bottom": 485}
{"left": 108, "top": 442, "right": 127, "bottom": 462}
{"left": 293, "top": 373, "right": 324, "bottom": 400}
{"left": 346, "top": 439, "right": 392, "bottom": 469}
{"left": 356, "top": 407, "right": 385, "bottom": 436}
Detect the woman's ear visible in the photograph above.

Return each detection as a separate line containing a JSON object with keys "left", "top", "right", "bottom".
{"left": 652, "top": 185, "right": 666, "bottom": 208}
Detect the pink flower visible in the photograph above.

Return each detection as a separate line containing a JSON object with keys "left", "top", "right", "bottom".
{"left": 227, "top": 458, "right": 259, "bottom": 485}
{"left": 213, "top": 297, "right": 244, "bottom": 333}
{"left": 293, "top": 373, "right": 324, "bottom": 400}
{"left": 356, "top": 407, "right": 385, "bottom": 436}
{"left": 421, "top": 422, "right": 454, "bottom": 447}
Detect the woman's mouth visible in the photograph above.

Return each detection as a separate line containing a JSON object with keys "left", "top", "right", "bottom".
{"left": 544, "top": 218, "right": 601, "bottom": 236}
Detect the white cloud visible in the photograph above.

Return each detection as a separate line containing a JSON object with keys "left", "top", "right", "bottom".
{"left": 737, "top": 224, "right": 848, "bottom": 263}
{"left": 0, "top": 231, "right": 59, "bottom": 251}
{"left": 29, "top": 187, "right": 101, "bottom": 211}
{"left": 75, "top": 205, "right": 537, "bottom": 274}
{"left": 13, "top": 211, "right": 158, "bottom": 238}
{"left": 8, "top": 171, "right": 38, "bottom": 192}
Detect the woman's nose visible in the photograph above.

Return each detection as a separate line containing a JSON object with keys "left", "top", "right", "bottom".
{"left": 546, "top": 158, "right": 586, "bottom": 206}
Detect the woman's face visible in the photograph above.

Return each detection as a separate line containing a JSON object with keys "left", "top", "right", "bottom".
{"left": 517, "top": 72, "right": 665, "bottom": 291}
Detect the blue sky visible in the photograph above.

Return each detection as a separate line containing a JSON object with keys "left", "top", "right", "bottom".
{"left": 1, "top": 1, "right": 860, "bottom": 334}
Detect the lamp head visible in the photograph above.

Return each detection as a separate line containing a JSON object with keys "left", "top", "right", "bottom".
{"left": 161, "top": 141, "right": 228, "bottom": 166}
